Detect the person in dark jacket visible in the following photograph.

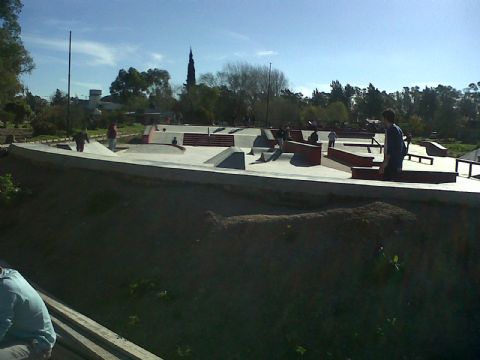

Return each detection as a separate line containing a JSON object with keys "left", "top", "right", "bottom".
{"left": 72, "top": 129, "right": 89, "bottom": 152}
{"left": 309, "top": 129, "right": 319, "bottom": 145}
{"left": 107, "top": 122, "right": 118, "bottom": 151}
{"left": 379, "top": 108, "right": 406, "bottom": 181}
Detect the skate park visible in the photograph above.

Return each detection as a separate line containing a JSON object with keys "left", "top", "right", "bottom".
{"left": 8, "top": 124, "right": 480, "bottom": 206}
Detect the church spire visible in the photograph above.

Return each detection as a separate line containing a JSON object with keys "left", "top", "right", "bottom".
{"left": 186, "top": 47, "right": 196, "bottom": 89}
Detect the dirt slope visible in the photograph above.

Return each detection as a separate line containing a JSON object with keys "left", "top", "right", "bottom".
{"left": 1, "top": 155, "right": 480, "bottom": 359}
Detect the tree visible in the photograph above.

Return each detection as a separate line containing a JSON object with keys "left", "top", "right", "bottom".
{"left": 186, "top": 48, "right": 196, "bottom": 89}
{"left": 0, "top": 0, "right": 34, "bottom": 107}
{"left": 179, "top": 84, "right": 219, "bottom": 124}
{"left": 25, "top": 91, "right": 48, "bottom": 113}
{"left": 310, "top": 89, "right": 329, "bottom": 107}
{"left": 50, "top": 89, "right": 68, "bottom": 106}
{"left": 324, "top": 101, "right": 349, "bottom": 127}
{"left": 110, "top": 67, "right": 148, "bottom": 104}
{"left": 110, "top": 67, "right": 174, "bottom": 111}
{"left": 4, "top": 98, "right": 32, "bottom": 127}
{"left": 145, "top": 68, "right": 174, "bottom": 111}
{"left": 408, "top": 115, "right": 426, "bottom": 136}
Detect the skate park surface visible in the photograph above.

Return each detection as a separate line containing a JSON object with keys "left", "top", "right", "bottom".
{"left": 8, "top": 124, "right": 480, "bottom": 206}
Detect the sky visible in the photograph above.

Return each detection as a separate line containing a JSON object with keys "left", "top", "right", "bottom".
{"left": 19, "top": 0, "right": 480, "bottom": 100}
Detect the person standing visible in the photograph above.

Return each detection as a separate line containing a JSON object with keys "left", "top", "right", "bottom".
{"left": 379, "top": 108, "right": 407, "bottom": 181}
{"left": 405, "top": 132, "right": 412, "bottom": 153}
{"left": 309, "top": 129, "right": 319, "bottom": 145}
{"left": 276, "top": 126, "right": 286, "bottom": 150}
{"left": 72, "top": 129, "right": 89, "bottom": 152}
{"left": 0, "top": 266, "right": 56, "bottom": 359}
{"left": 107, "top": 122, "right": 118, "bottom": 152}
{"left": 328, "top": 130, "right": 337, "bottom": 148}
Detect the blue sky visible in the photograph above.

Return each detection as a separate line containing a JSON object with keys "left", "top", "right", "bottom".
{"left": 19, "top": 0, "right": 479, "bottom": 100}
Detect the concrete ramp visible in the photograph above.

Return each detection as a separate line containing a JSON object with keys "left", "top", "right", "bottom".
{"left": 260, "top": 149, "right": 281, "bottom": 162}
{"left": 57, "top": 140, "right": 117, "bottom": 157}
{"left": 205, "top": 146, "right": 246, "bottom": 170}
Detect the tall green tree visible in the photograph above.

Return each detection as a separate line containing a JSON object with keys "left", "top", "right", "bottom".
{"left": 0, "top": 0, "right": 34, "bottom": 107}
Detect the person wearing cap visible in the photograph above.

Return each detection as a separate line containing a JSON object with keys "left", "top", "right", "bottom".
{"left": 0, "top": 266, "right": 56, "bottom": 359}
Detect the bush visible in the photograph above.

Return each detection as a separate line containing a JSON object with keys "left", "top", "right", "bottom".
{"left": 31, "top": 119, "right": 58, "bottom": 136}
{"left": 0, "top": 174, "right": 20, "bottom": 205}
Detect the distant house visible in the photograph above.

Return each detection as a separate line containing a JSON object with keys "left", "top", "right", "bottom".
{"left": 87, "top": 89, "right": 122, "bottom": 111}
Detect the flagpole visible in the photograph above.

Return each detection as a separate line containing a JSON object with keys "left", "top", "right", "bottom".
{"left": 265, "top": 62, "right": 272, "bottom": 128}
{"left": 67, "top": 30, "right": 72, "bottom": 135}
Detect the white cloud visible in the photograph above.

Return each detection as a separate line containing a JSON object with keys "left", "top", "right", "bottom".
{"left": 23, "top": 34, "right": 135, "bottom": 66}
{"left": 256, "top": 50, "right": 278, "bottom": 57}
{"left": 151, "top": 52, "right": 164, "bottom": 62}
{"left": 225, "top": 30, "right": 250, "bottom": 42}
{"left": 73, "top": 81, "right": 102, "bottom": 89}
{"left": 60, "top": 78, "right": 102, "bottom": 89}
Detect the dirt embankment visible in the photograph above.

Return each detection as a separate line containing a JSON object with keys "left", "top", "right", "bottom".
{"left": 1, "top": 155, "right": 480, "bottom": 359}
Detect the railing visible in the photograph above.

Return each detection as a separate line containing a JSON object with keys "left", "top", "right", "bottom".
{"left": 406, "top": 153, "right": 434, "bottom": 165}
{"left": 370, "top": 137, "right": 383, "bottom": 153}
{"left": 455, "top": 158, "right": 480, "bottom": 178}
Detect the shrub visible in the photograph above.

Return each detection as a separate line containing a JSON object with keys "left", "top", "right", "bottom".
{"left": 0, "top": 174, "right": 20, "bottom": 205}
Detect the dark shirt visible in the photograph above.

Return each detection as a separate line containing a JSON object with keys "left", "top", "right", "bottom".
{"left": 73, "top": 131, "right": 89, "bottom": 144}
{"left": 276, "top": 129, "right": 285, "bottom": 139}
{"left": 386, "top": 124, "right": 405, "bottom": 169}
{"left": 310, "top": 132, "right": 318, "bottom": 144}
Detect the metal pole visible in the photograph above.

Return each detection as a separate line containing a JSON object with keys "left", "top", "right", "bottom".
{"left": 265, "top": 62, "right": 271, "bottom": 128}
{"left": 67, "top": 31, "right": 72, "bottom": 135}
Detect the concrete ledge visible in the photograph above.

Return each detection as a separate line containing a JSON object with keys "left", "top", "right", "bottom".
{"left": 328, "top": 147, "right": 374, "bottom": 167}
{"left": 284, "top": 141, "right": 322, "bottom": 165}
{"left": 420, "top": 141, "right": 448, "bottom": 157}
{"left": 351, "top": 167, "right": 457, "bottom": 184}
{"left": 8, "top": 143, "right": 480, "bottom": 206}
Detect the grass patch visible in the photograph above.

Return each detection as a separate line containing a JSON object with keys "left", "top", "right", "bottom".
{"left": 441, "top": 142, "right": 478, "bottom": 158}
{"left": 412, "top": 138, "right": 478, "bottom": 158}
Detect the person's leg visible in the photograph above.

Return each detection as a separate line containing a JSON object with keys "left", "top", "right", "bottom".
{"left": 383, "top": 165, "right": 398, "bottom": 181}
{"left": 112, "top": 139, "right": 117, "bottom": 151}
{"left": 277, "top": 138, "right": 283, "bottom": 150}
{"left": 79, "top": 143, "right": 84, "bottom": 152}
{"left": 108, "top": 138, "right": 114, "bottom": 150}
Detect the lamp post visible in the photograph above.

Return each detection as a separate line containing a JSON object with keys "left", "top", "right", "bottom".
{"left": 66, "top": 31, "right": 72, "bottom": 135}
{"left": 265, "top": 62, "right": 272, "bottom": 128}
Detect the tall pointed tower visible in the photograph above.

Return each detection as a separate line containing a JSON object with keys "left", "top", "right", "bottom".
{"left": 186, "top": 47, "right": 196, "bottom": 89}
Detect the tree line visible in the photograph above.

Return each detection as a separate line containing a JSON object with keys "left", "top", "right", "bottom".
{"left": 1, "top": 0, "right": 479, "bottom": 143}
